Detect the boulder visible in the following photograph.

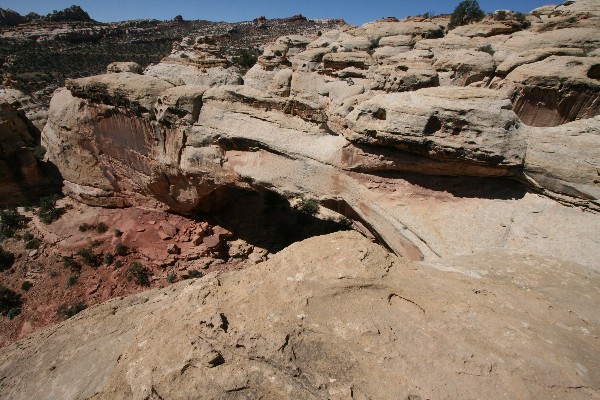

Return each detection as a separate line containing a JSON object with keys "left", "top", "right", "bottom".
{"left": 106, "top": 62, "right": 142, "bottom": 74}
{"left": 66, "top": 73, "right": 174, "bottom": 115}
{"left": 154, "top": 85, "right": 207, "bottom": 125}
{"left": 432, "top": 49, "right": 495, "bottom": 86}
{"left": 144, "top": 63, "right": 243, "bottom": 87}
{"left": 353, "top": 20, "right": 444, "bottom": 41}
{"left": 341, "top": 87, "right": 525, "bottom": 168}
{"left": 451, "top": 20, "right": 525, "bottom": 37}
{"left": 524, "top": 116, "right": 600, "bottom": 208}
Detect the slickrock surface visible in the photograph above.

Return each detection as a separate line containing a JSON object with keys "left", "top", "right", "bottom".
{"left": 1, "top": 231, "right": 598, "bottom": 399}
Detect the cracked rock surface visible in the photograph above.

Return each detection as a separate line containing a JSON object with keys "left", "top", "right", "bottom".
{"left": 0, "top": 231, "right": 598, "bottom": 399}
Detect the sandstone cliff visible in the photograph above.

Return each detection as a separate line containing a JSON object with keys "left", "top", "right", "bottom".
{"left": 40, "top": 1, "right": 600, "bottom": 267}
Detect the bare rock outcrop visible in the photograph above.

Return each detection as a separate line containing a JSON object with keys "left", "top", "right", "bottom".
{"left": 339, "top": 87, "right": 524, "bottom": 171}
{"left": 1, "top": 231, "right": 598, "bottom": 399}
{"left": 524, "top": 115, "right": 600, "bottom": 206}
{"left": 41, "top": 7, "right": 600, "bottom": 266}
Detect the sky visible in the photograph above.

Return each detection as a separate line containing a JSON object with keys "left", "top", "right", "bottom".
{"left": 0, "top": 0, "right": 555, "bottom": 26}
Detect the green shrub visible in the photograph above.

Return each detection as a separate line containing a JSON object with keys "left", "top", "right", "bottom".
{"left": 494, "top": 10, "right": 507, "bottom": 21}
{"left": 24, "top": 238, "right": 41, "bottom": 249}
{"left": 114, "top": 260, "right": 123, "bottom": 269}
{"left": 0, "top": 246, "right": 15, "bottom": 272}
{"left": 114, "top": 241, "right": 128, "bottom": 256}
{"left": 21, "top": 281, "right": 32, "bottom": 291}
{"left": 66, "top": 275, "right": 78, "bottom": 288}
{"left": 36, "top": 195, "right": 64, "bottom": 224}
{"left": 0, "top": 208, "right": 26, "bottom": 238}
{"left": 448, "top": 0, "right": 485, "bottom": 30}
{"left": 95, "top": 222, "right": 108, "bottom": 233}
{"left": 126, "top": 262, "right": 151, "bottom": 286}
{"left": 78, "top": 223, "right": 94, "bottom": 232}
{"left": 22, "top": 231, "right": 34, "bottom": 242}
{"left": 297, "top": 198, "right": 320, "bottom": 215}
{"left": 478, "top": 44, "right": 495, "bottom": 55}
{"left": 103, "top": 253, "right": 114, "bottom": 265}
{"left": 62, "top": 255, "right": 81, "bottom": 273}
{"left": 166, "top": 272, "right": 177, "bottom": 283}
{"left": 6, "top": 307, "right": 21, "bottom": 320}
{"left": 76, "top": 247, "right": 100, "bottom": 268}
{"left": 56, "top": 301, "right": 86, "bottom": 319}
{"left": 0, "top": 285, "right": 23, "bottom": 319}
{"left": 337, "top": 216, "right": 354, "bottom": 229}
{"left": 114, "top": 229, "right": 123, "bottom": 237}
{"left": 232, "top": 48, "right": 258, "bottom": 69}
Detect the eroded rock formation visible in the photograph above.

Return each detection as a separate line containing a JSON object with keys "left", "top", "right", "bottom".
{"left": 41, "top": 2, "right": 600, "bottom": 267}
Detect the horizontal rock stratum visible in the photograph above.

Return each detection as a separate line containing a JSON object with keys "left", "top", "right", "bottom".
{"left": 40, "top": 1, "right": 600, "bottom": 267}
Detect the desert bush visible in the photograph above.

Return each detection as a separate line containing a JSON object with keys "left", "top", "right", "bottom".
{"left": 103, "top": 253, "right": 114, "bottom": 265}
{"left": 76, "top": 247, "right": 100, "bottom": 268}
{"left": 494, "top": 10, "right": 507, "bottom": 21}
{"left": 95, "top": 222, "right": 108, "bottom": 233}
{"left": 166, "top": 272, "right": 177, "bottom": 283}
{"left": 66, "top": 275, "right": 78, "bottom": 288}
{"left": 126, "top": 261, "right": 151, "bottom": 286}
{"left": 78, "top": 223, "right": 94, "bottom": 232}
{"left": 337, "top": 216, "right": 354, "bottom": 230}
{"left": 478, "top": 44, "right": 495, "bottom": 55}
{"left": 114, "top": 241, "right": 128, "bottom": 256}
{"left": 0, "top": 285, "right": 23, "bottom": 319}
{"left": 296, "top": 198, "right": 320, "bottom": 215}
{"left": 62, "top": 255, "right": 81, "bottom": 273}
{"left": 24, "top": 238, "right": 41, "bottom": 249}
{"left": 448, "top": 0, "right": 485, "bottom": 29}
{"left": 36, "top": 195, "right": 64, "bottom": 224}
{"left": 232, "top": 48, "right": 258, "bottom": 69}
{"left": 22, "top": 231, "right": 34, "bottom": 242}
{"left": 21, "top": 281, "right": 32, "bottom": 291}
{"left": 0, "top": 208, "right": 26, "bottom": 238}
{"left": 114, "top": 229, "right": 123, "bottom": 237}
{"left": 56, "top": 301, "right": 86, "bottom": 319}
{"left": 512, "top": 12, "right": 532, "bottom": 28}
{"left": 0, "top": 246, "right": 15, "bottom": 272}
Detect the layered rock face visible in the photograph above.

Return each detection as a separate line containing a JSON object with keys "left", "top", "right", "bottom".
{"left": 42, "top": 2, "right": 600, "bottom": 266}
{"left": 1, "top": 231, "right": 598, "bottom": 399}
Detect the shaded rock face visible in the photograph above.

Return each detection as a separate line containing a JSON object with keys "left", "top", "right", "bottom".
{"left": 0, "top": 231, "right": 598, "bottom": 399}
{"left": 42, "top": 5, "right": 600, "bottom": 265}
{"left": 506, "top": 56, "right": 600, "bottom": 126}
{"left": 0, "top": 95, "right": 61, "bottom": 205}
